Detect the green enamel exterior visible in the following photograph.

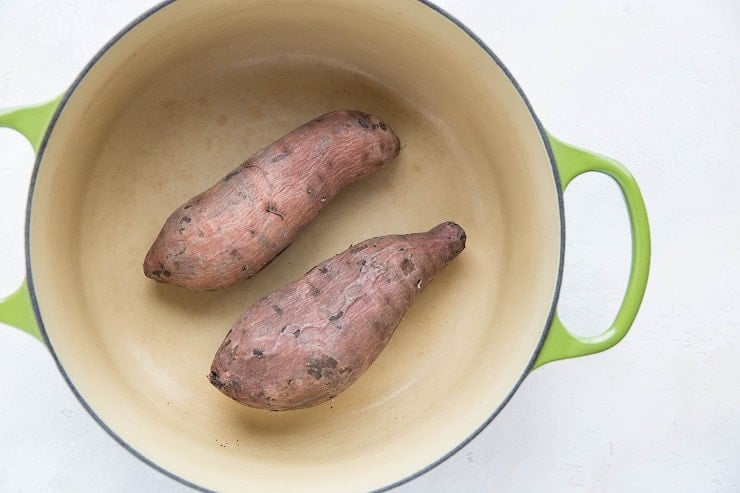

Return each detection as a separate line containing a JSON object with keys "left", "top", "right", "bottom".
{"left": 0, "top": 279, "right": 41, "bottom": 340}
{"left": 533, "top": 134, "right": 651, "bottom": 369}
{"left": 0, "top": 97, "right": 62, "bottom": 340}
{"left": 0, "top": 97, "right": 62, "bottom": 152}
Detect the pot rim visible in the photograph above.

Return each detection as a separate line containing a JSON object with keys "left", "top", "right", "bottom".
{"left": 24, "top": 1, "right": 564, "bottom": 491}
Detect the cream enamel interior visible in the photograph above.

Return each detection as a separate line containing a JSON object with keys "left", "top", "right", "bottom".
{"left": 29, "top": 1, "right": 561, "bottom": 491}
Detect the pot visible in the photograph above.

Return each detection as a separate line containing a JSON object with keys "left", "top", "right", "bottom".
{"left": 0, "top": 1, "right": 650, "bottom": 491}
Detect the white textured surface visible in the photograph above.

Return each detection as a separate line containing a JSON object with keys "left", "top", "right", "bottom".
{"left": 1, "top": 1, "right": 738, "bottom": 491}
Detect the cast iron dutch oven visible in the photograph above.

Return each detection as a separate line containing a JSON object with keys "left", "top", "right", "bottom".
{"left": 0, "top": 1, "right": 650, "bottom": 491}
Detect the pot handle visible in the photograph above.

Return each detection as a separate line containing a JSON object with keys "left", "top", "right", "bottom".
{"left": 532, "top": 134, "right": 650, "bottom": 369}
{"left": 0, "top": 97, "right": 62, "bottom": 341}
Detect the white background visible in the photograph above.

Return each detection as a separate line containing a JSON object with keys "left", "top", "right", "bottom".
{"left": 1, "top": 1, "right": 738, "bottom": 491}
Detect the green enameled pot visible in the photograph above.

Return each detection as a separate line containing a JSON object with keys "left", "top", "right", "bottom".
{"left": 0, "top": 1, "right": 650, "bottom": 491}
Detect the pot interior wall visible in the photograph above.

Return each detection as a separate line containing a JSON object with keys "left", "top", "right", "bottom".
{"left": 29, "top": 0, "right": 560, "bottom": 490}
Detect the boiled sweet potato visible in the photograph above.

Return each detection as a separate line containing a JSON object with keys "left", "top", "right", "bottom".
{"left": 208, "top": 222, "right": 466, "bottom": 410}
{"left": 143, "top": 110, "right": 400, "bottom": 290}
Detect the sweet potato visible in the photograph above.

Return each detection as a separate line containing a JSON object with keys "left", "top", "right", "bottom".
{"left": 208, "top": 222, "right": 466, "bottom": 410}
{"left": 143, "top": 110, "right": 400, "bottom": 290}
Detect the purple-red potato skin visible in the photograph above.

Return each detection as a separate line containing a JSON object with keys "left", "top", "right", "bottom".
{"left": 208, "top": 222, "right": 466, "bottom": 411}
{"left": 143, "top": 110, "right": 401, "bottom": 291}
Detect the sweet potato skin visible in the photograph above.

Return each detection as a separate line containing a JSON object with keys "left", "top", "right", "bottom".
{"left": 143, "top": 110, "right": 400, "bottom": 290}
{"left": 208, "top": 222, "right": 466, "bottom": 410}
